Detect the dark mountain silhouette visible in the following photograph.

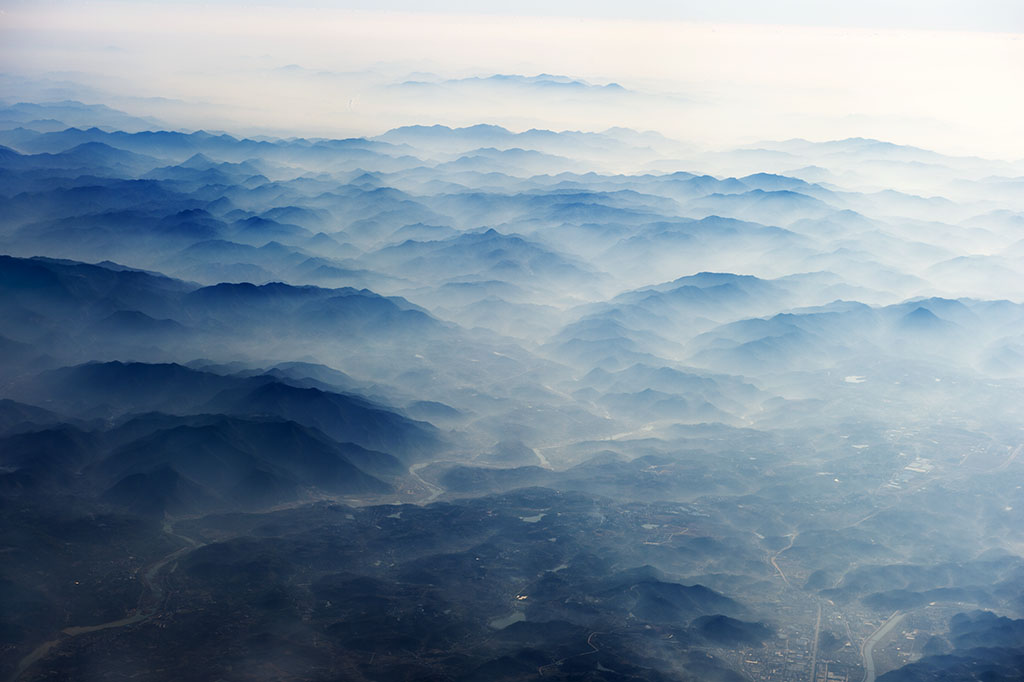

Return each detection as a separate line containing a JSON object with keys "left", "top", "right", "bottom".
{"left": 96, "top": 416, "right": 393, "bottom": 513}
{"left": 692, "top": 614, "right": 773, "bottom": 646}
{"left": 207, "top": 381, "right": 440, "bottom": 459}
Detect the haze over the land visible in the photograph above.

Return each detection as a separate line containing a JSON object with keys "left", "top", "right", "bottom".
{"left": 3, "top": 3, "right": 1024, "bottom": 682}
{"left": 2, "top": 0, "right": 1023, "bottom": 158}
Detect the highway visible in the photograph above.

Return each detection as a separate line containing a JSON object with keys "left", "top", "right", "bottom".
{"left": 808, "top": 603, "right": 822, "bottom": 682}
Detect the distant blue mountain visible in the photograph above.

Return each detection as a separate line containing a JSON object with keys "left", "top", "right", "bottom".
{"left": 397, "top": 73, "right": 628, "bottom": 94}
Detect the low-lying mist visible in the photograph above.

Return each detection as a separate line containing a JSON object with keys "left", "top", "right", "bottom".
{"left": 2, "top": 96, "right": 1024, "bottom": 682}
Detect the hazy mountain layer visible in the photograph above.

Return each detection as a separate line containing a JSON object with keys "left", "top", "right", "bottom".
{"left": 2, "top": 102, "right": 1024, "bottom": 682}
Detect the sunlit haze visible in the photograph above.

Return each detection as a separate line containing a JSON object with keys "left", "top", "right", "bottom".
{"left": 2, "top": 1, "right": 1022, "bottom": 157}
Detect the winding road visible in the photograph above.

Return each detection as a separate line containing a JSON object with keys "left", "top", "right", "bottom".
{"left": 769, "top": 533, "right": 796, "bottom": 588}
{"left": 537, "top": 631, "right": 603, "bottom": 675}
{"left": 10, "top": 528, "right": 204, "bottom": 682}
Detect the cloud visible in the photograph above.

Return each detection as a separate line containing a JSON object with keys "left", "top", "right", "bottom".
{"left": 1, "top": 2, "right": 1022, "bottom": 157}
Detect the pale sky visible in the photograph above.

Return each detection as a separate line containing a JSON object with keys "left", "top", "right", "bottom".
{"left": 1, "top": 1, "right": 1022, "bottom": 158}
{"left": 295, "top": 0, "right": 1024, "bottom": 33}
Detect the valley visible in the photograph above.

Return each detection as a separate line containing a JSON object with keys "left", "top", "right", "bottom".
{"left": 1, "top": 100, "right": 1024, "bottom": 681}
